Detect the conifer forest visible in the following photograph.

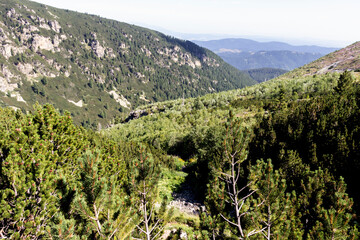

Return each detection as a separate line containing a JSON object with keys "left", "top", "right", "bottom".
{"left": 1, "top": 0, "right": 360, "bottom": 239}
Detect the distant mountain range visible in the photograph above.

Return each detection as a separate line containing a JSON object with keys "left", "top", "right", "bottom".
{"left": 192, "top": 38, "right": 338, "bottom": 54}
{"left": 193, "top": 38, "right": 339, "bottom": 71}
{"left": 218, "top": 51, "right": 324, "bottom": 71}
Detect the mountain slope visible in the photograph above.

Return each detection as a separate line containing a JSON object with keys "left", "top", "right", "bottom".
{"left": 218, "top": 50, "right": 323, "bottom": 70}
{"left": 0, "top": 0, "right": 255, "bottom": 128}
{"left": 244, "top": 68, "right": 288, "bottom": 83}
{"left": 279, "top": 41, "right": 360, "bottom": 79}
{"left": 116, "top": 42, "right": 360, "bottom": 128}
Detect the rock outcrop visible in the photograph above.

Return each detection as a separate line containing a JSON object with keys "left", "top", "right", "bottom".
{"left": 32, "top": 35, "right": 54, "bottom": 51}
{"left": 49, "top": 20, "right": 61, "bottom": 33}
{"left": 169, "top": 182, "right": 205, "bottom": 216}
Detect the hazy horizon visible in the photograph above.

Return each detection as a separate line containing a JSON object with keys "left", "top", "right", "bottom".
{"left": 30, "top": 0, "right": 359, "bottom": 48}
{"left": 134, "top": 23, "right": 346, "bottom": 48}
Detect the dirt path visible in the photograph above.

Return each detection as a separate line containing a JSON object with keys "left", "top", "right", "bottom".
{"left": 169, "top": 180, "right": 205, "bottom": 215}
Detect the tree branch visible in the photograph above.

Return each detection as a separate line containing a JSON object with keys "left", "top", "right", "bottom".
{"left": 219, "top": 213, "right": 238, "bottom": 228}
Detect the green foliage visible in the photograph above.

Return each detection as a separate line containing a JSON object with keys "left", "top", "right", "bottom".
{"left": 70, "top": 150, "right": 134, "bottom": 239}
{"left": 334, "top": 70, "right": 354, "bottom": 94}
{"left": 248, "top": 159, "right": 296, "bottom": 239}
{"left": 245, "top": 72, "right": 360, "bottom": 238}
{"left": 100, "top": 70, "right": 360, "bottom": 238}
{"left": 299, "top": 170, "right": 355, "bottom": 239}
{"left": 249, "top": 72, "right": 360, "bottom": 208}
{"left": 130, "top": 149, "right": 172, "bottom": 240}
{"left": 157, "top": 167, "right": 187, "bottom": 201}
{"left": 0, "top": 104, "right": 89, "bottom": 238}
{"left": 204, "top": 115, "right": 261, "bottom": 239}
{"left": 0, "top": 104, "right": 174, "bottom": 238}
{"left": 1, "top": 13, "right": 357, "bottom": 236}
{"left": 245, "top": 68, "right": 288, "bottom": 83}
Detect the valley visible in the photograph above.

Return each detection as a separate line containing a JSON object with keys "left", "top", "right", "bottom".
{"left": 193, "top": 38, "right": 339, "bottom": 82}
{"left": 0, "top": 0, "right": 360, "bottom": 239}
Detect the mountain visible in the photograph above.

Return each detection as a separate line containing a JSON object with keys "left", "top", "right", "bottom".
{"left": 217, "top": 50, "right": 323, "bottom": 71}
{"left": 0, "top": 0, "right": 255, "bottom": 128}
{"left": 192, "top": 38, "right": 338, "bottom": 54}
{"left": 280, "top": 41, "right": 360, "bottom": 79}
{"left": 193, "top": 38, "right": 339, "bottom": 72}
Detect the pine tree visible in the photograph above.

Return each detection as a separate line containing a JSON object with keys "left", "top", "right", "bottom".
{"left": 199, "top": 211, "right": 224, "bottom": 240}
{"left": 71, "top": 150, "right": 135, "bottom": 239}
{"left": 248, "top": 159, "right": 301, "bottom": 239}
{"left": 47, "top": 212, "right": 79, "bottom": 240}
{"left": 0, "top": 105, "right": 88, "bottom": 238}
{"left": 205, "top": 113, "right": 265, "bottom": 239}
{"left": 275, "top": 85, "right": 287, "bottom": 110}
{"left": 130, "top": 148, "right": 171, "bottom": 240}
{"left": 293, "top": 168, "right": 357, "bottom": 239}
{"left": 306, "top": 175, "right": 356, "bottom": 239}
{"left": 334, "top": 71, "right": 354, "bottom": 95}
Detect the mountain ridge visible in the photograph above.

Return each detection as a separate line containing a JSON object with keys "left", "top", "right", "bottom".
{"left": 193, "top": 38, "right": 338, "bottom": 54}
{"left": 217, "top": 50, "right": 324, "bottom": 71}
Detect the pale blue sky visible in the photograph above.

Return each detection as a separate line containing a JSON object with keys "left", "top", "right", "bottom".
{"left": 31, "top": 0, "right": 359, "bottom": 47}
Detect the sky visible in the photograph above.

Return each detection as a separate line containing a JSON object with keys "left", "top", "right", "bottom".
{"left": 31, "top": 0, "right": 360, "bottom": 48}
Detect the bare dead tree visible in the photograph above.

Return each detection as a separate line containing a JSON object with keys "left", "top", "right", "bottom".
{"left": 132, "top": 149, "right": 167, "bottom": 240}
{"left": 135, "top": 181, "right": 163, "bottom": 240}
{"left": 217, "top": 115, "right": 266, "bottom": 239}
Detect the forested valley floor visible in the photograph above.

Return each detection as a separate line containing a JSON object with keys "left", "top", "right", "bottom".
{"left": 1, "top": 71, "right": 360, "bottom": 239}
